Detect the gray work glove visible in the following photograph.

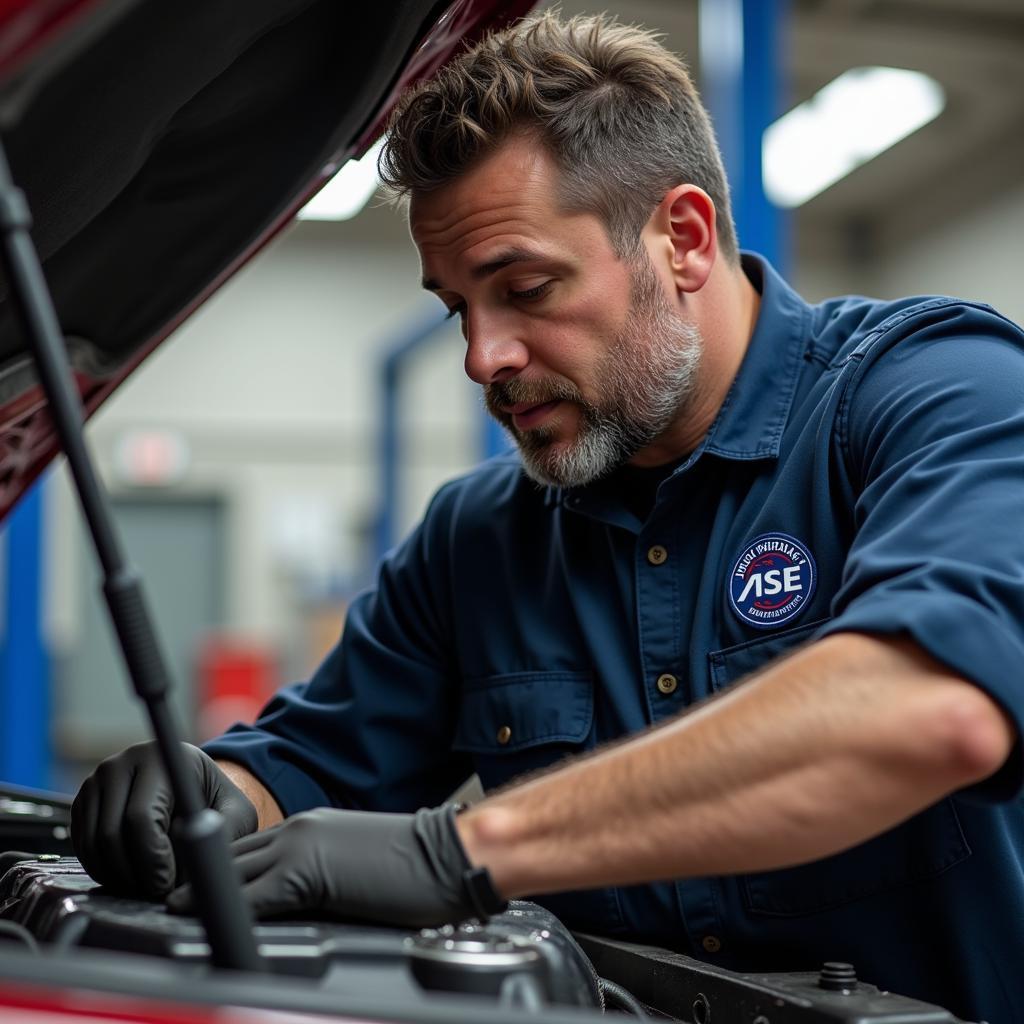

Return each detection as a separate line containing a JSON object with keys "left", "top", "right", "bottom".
{"left": 71, "top": 741, "right": 258, "bottom": 899}
{"left": 166, "top": 805, "right": 506, "bottom": 928}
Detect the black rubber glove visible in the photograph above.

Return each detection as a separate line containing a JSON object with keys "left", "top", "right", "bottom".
{"left": 71, "top": 741, "right": 258, "bottom": 899}
{"left": 166, "top": 805, "right": 506, "bottom": 928}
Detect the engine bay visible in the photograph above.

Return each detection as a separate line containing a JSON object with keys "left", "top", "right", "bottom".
{"left": 0, "top": 787, "right": 971, "bottom": 1024}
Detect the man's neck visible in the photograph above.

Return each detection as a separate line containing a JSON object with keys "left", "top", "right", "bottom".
{"left": 630, "top": 259, "right": 761, "bottom": 468}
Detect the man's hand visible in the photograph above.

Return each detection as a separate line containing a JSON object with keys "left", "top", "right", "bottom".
{"left": 166, "top": 805, "right": 505, "bottom": 928}
{"left": 71, "top": 741, "right": 258, "bottom": 899}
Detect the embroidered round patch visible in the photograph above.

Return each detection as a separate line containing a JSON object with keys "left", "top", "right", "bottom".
{"left": 729, "top": 532, "right": 816, "bottom": 630}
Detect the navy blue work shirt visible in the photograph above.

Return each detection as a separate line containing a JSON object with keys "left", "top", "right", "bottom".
{"left": 206, "top": 254, "right": 1024, "bottom": 1023}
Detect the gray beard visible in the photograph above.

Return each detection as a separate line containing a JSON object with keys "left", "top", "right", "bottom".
{"left": 485, "top": 255, "right": 703, "bottom": 488}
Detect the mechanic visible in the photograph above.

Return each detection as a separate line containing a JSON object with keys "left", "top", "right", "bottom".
{"left": 73, "top": 13, "right": 1024, "bottom": 1023}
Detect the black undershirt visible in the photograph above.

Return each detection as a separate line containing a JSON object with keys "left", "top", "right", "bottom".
{"left": 610, "top": 458, "right": 684, "bottom": 523}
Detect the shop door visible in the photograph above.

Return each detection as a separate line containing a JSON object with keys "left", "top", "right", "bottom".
{"left": 54, "top": 496, "right": 226, "bottom": 783}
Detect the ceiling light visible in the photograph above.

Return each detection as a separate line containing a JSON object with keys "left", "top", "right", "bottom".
{"left": 298, "top": 137, "right": 385, "bottom": 221}
{"left": 762, "top": 67, "right": 945, "bottom": 208}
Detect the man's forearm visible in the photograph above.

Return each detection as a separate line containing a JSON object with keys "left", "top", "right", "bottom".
{"left": 457, "top": 632, "right": 1013, "bottom": 899}
{"left": 216, "top": 761, "right": 285, "bottom": 829}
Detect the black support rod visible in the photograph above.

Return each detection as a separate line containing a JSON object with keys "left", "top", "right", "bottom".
{"left": 0, "top": 138, "right": 262, "bottom": 972}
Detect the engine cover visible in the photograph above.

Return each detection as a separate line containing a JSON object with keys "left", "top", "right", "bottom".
{"left": 0, "top": 854, "right": 602, "bottom": 1011}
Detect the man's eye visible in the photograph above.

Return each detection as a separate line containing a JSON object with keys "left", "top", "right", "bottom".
{"left": 509, "top": 282, "right": 552, "bottom": 302}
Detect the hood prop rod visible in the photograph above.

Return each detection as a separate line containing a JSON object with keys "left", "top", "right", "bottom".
{"left": 0, "top": 138, "right": 263, "bottom": 973}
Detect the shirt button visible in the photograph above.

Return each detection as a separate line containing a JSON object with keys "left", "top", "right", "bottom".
{"left": 647, "top": 545, "right": 668, "bottom": 566}
{"left": 702, "top": 935, "right": 722, "bottom": 954}
{"left": 656, "top": 673, "right": 678, "bottom": 695}
{"left": 496, "top": 725, "right": 512, "bottom": 745}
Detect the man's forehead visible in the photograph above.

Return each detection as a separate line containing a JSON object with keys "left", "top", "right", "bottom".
{"left": 409, "top": 145, "right": 555, "bottom": 241}
{"left": 411, "top": 204, "right": 556, "bottom": 276}
{"left": 410, "top": 191, "right": 547, "bottom": 247}
{"left": 410, "top": 170, "right": 563, "bottom": 285}
{"left": 406, "top": 138, "right": 623, "bottom": 288}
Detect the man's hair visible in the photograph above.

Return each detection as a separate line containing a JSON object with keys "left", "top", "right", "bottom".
{"left": 380, "top": 11, "right": 738, "bottom": 264}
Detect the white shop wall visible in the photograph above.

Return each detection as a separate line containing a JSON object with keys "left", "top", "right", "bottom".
{"left": 860, "top": 182, "right": 1024, "bottom": 325}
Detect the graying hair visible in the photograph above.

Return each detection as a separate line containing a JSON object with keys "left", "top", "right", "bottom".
{"left": 379, "top": 11, "right": 739, "bottom": 263}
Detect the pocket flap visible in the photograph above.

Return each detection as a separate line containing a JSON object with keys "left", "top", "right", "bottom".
{"left": 454, "top": 672, "right": 593, "bottom": 754}
{"left": 708, "top": 618, "right": 830, "bottom": 691}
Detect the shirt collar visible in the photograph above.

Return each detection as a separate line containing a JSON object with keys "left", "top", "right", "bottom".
{"left": 700, "top": 252, "right": 810, "bottom": 461}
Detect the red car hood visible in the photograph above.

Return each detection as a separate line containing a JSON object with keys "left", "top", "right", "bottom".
{"left": 0, "top": 0, "right": 533, "bottom": 519}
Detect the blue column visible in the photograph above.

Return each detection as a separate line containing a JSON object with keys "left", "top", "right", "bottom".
{"left": 0, "top": 476, "right": 50, "bottom": 787}
{"left": 700, "top": 0, "right": 788, "bottom": 272}
{"left": 375, "top": 308, "right": 450, "bottom": 562}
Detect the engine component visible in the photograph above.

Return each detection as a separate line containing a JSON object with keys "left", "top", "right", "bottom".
{"left": 0, "top": 854, "right": 601, "bottom": 1010}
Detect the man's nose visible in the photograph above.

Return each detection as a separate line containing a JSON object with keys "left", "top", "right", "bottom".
{"left": 463, "top": 310, "right": 530, "bottom": 385}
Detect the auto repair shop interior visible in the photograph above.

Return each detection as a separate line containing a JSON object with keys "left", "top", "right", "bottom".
{"left": 0, "top": 1, "right": 1021, "bottom": 1023}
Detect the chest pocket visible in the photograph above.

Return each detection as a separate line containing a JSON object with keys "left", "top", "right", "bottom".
{"left": 453, "top": 671, "right": 595, "bottom": 789}
{"left": 708, "top": 622, "right": 972, "bottom": 917}
{"left": 452, "top": 670, "right": 627, "bottom": 934}
{"left": 708, "top": 618, "right": 828, "bottom": 692}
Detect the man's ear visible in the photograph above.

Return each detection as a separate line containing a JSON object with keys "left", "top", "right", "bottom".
{"left": 644, "top": 184, "right": 717, "bottom": 294}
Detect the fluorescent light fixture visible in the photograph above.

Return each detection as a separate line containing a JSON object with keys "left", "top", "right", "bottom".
{"left": 298, "top": 137, "right": 385, "bottom": 221}
{"left": 763, "top": 67, "right": 945, "bottom": 208}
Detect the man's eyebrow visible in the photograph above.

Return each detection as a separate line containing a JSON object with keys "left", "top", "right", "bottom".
{"left": 421, "top": 247, "right": 550, "bottom": 291}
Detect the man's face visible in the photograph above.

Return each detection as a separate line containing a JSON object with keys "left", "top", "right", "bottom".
{"left": 411, "top": 138, "right": 703, "bottom": 488}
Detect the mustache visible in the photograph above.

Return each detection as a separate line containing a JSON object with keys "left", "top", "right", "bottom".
{"left": 485, "top": 376, "right": 582, "bottom": 417}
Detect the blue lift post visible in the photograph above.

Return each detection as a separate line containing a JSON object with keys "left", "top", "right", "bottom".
{"left": 376, "top": 308, "right": 512, "bottom": 564}
{"left": 0, "top": 476, "right": 50, "bottom": 788}
{"left": 699, "top": 0, "right": 788, "bottom": 273}
{"left": 375, "top": 307, "right": 452, "bottom": 561}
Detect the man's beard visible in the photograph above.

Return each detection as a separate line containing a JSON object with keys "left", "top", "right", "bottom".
{"left": 484, "top": 254, "right": 703, "bottom": 488}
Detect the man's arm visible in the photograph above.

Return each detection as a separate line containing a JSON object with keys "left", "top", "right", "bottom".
{"left": 216, "top": 761, "right": 284, "bottom": 829}
{"left": 457, "top": 632, "right": 1014, "bottom": 899}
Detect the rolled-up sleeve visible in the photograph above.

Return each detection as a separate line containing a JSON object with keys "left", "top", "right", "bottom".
{"left": 203, "top": 483, "right": 473, "bottom": 817}
{"left": 816, "top": 306, "right": 1024, "bottom": 800}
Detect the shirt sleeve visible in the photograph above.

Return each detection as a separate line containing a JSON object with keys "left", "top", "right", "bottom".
{"left": 816, "top": 305, "right": 1024, "bottom": 801}
{"left": 202, "top": 482, "right": 474, "bottom": 817}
